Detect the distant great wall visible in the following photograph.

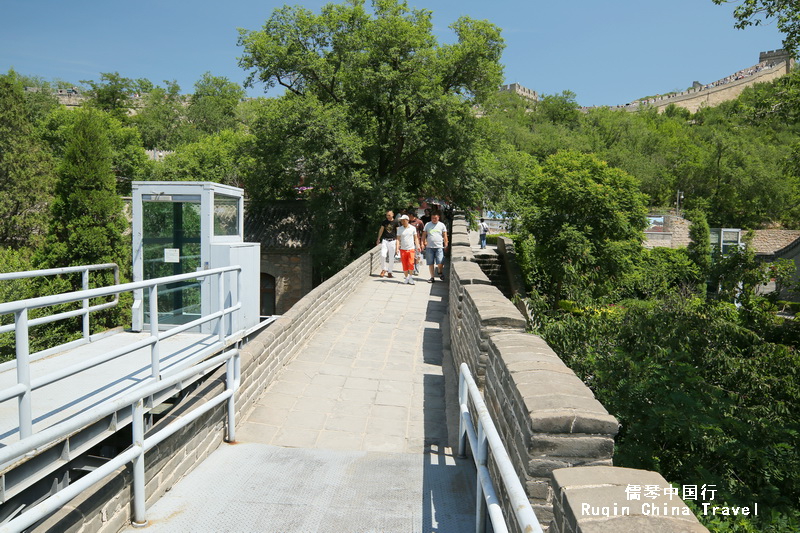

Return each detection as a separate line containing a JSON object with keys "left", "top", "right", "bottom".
{"left": 36, "top": 49, "right": 796, "bottom": 116}
{"left": 588, "top": 49, "right": 796, "bottom": 113}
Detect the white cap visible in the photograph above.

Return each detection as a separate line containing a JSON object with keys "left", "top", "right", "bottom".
{"left": 398, "top": 214, "right": 409, "bottom": 220}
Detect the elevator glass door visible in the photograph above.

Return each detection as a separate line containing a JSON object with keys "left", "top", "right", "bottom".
{"left": 141, "top": 197, "right": 202, "bottom": 325}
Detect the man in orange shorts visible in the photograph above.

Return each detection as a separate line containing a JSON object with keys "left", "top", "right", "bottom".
{"left": 396, "top": 215, "right": 420, "bottom": 284}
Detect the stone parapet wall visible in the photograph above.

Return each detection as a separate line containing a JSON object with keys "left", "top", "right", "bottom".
{"left": 448, "top": 213, "right": 707, "bottom": 532}
{"left": 484, "top": 331, "right": 618, "bottom": 526}
{"left": 36, "top": 246, "right": 383, "bottom": 532}
{"left": 550, "top": 467, "right": 707, "bottom": 533}
{"left": 496, "top": 236, "right": 530, "bottom": 322}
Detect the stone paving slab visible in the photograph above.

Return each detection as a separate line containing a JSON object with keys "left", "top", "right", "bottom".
{"left": 238, "top": 275, "right": 454, "bottom": 454}
{"left": 133, "top": 442, "right": 474, "bottom": 533}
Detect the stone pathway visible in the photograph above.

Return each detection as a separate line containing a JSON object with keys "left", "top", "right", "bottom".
{"left": 237, "top": 273, "right": 453, "bottom": 453}
{"left": 132, "top": 273, "right": 474, "bottom": 532}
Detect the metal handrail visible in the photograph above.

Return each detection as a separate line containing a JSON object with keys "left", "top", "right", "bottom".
{"left": 0, "top": 265, "right": 241, "bottom": 440}
{"left": 458, "top": 362, "right": 543, "bottom": 533}
{"left": 0, "top": 264, "right": 120, "bottom": 343}
{"left": 0, "top": 347, "right": 240, "bottom": 532}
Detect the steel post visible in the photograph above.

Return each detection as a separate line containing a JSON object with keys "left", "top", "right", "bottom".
{"left": 82, "top": 269, "right": 90, "bottom": 340}
{"left": 218, "top": 271, "right": 225, "bottom": 343}
{"left": 131, "top": 400, "right": 148, "bottom": 527}
{"left": 457, "top": 369, "right": 468, "bottom": 458}
{"left": 476, "top": 424, "right": 488, "bottom": 533}
{"left": 149, "top": 285, "right": 160, "bottom": 379}
{"left": 15, "top": 309, "right": 32, "bottom": 439}
{"left": 225, "top": 355, "right": 236, "bottom": 442}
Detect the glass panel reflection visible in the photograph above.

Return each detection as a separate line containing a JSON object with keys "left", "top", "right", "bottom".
{"left": 142, "top": 200, "right": 202, "bottom": 325}
{"left": 214, "top": 194, "right": 239, "bottom": 237}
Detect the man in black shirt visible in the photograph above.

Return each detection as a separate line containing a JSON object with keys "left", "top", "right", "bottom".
{"left": 376, "top": 210, "right": 398, "bottom": 278}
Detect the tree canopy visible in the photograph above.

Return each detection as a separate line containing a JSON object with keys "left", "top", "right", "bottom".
{"left": 237, "top": 0, "right": 505, "bottom": 274}
{"left": 0, "top": 71, "right": 55, "bottom": 249}
{"left": 238, "top": 0, "right": 504, "bottom": 205}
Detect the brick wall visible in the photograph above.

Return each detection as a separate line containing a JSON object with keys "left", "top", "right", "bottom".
{"left": 35, "top": 245, "right": 383, "bottom": 532}
{"left": 447, "top": 214, "right": 707, "bottom": 533}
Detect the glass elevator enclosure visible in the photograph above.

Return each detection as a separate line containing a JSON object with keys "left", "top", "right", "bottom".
{"left": 131, "top": 182, "right": 259, "bottom": 333}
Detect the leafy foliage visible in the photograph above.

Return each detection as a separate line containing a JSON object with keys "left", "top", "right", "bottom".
{"left": 538, "top": 296, "right": 800, "bottom": 531}
{"left": 35, "top": 108, "right": 131, "bottom": 331}
{"left": 132, "top": 80, "right": 193, "bottom": 150}
{"left": 238, "top": 0, "right": 506, "bottom": 276}
{"left": 80, "top": 72, "right": 136, "bottom": 121}
{"left": 0, "top": 71, "right": 56, "bottom": 249}
{"left": 514, "top": 150, "right": 648, "bottom": 306}
{"left": 187, "top": 73, "right": 246, "bottom": 135}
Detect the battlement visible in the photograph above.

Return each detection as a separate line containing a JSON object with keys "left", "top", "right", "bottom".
{"left": 500, "top": 82, "right": 538, "bottom": 101}
{"left": 760, "top": 49, "right": 792, "bottom": 63}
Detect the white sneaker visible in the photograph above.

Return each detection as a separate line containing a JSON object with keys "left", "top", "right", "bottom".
{"left": 408, "top": 277, "right": 416, "bottom": 285}
{"left": 404, "top": 276, "right": 410, "bottom": 284}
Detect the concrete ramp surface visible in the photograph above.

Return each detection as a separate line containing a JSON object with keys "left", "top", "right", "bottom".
{"left": 135, "top": 442, "right": 474, "bottom": 532}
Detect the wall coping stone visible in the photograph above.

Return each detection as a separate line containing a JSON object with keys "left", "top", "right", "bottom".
{"left": 463, "top": 284, "right": 526, "bottom": 329}
{"left": 450, "top": 244, "right": 473, "bottom": 262}
{"left": 452, "top": 261, "right": 493, "bottom": 285}
{"left": 552, "top": 466, "right": 708, "bottom": 533}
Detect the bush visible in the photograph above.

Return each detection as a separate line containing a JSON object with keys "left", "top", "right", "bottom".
{"left": 538, "top": 295, "right": 800, "bottom": 531}
{"left": 485, "top": 232, "right": 514, "bottom": 246}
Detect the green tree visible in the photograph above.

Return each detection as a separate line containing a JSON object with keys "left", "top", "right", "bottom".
{"left": 539, "top": 296, "right": 800, "bottom": 531}
{"left": 535, "top": 90, "right": 581, "bottom": 128}
{"left": 81, "top": 72, "right": 135, "bottom": 121}
{"left": 0, "top": 71, "right": 56, "bottom": 249}
{"left": 238, "top": 0, "right": 505, "bottom": 274}
{"left": 516, "top": 150, "right": 649, "bottom": 306}
{"left": 36, "top": 108, "right": 128, "bottom": 272}
{"left": 132, "top": 80, "right": 192, "bottom": 151}
{"left": 187, "top": 72, "right": 245, "bottom": 135}
{"left": 39, "top": 107, "right": 148, "bottom": 195}
{"left": 686, "top": 209, "right": 712, "bottom": 280}
{"left": 155, "top": 129, "right": 256, "bottom": 187}
{"left": 8, "top": 71, "right": 63, "bottom": 125}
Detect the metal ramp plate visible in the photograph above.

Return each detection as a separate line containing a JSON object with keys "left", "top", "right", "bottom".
{"left": 132, "top": 442, "right": 475, "bottom": 532}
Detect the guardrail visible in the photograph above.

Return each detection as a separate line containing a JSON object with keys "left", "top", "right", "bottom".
{"left": 0, "top": 347, "right": 240, "bottom": 532}
{"left": 458, "top": 362, "right": 543, "bottom": 533}
{"left": 0, "top": 265, "right": 241, "bottom": 440}
{"left": 0, "top": 263, "right": 120, "bottom": 358}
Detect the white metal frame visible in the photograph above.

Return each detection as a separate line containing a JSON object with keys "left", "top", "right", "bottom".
{"left": 0, "top": 347, "right": 240, "bottom": 532}
{"left": 0, "top": 263, "right": 120, "bottom": 361}
{"left": 458, "top": 363, "right": 543, "bottom": 533}
{"left": 0, "top": 265, "right": 241, "bottom": 441}
{"left": 131, "top": 182, "right": 245, "bottom": 332}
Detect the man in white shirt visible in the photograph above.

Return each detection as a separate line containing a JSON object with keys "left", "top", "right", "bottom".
{"left": 422, "top": 213, "right": 448, "bottom": 283}
{"left": 478, "top": 218, "right": 489, "bottom": 249}
{"left": 395, "top": 215, "right": 420, "bottom": 284}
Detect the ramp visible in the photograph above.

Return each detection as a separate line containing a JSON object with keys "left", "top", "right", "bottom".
{"left": 132, "top": 442, "right": 474, "bottom": 532}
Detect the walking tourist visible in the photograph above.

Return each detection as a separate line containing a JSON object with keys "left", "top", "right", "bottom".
{"left": 423, "top": 212, "right": 448, "bottom": 283}
{"left": 376, "top": 210, "right": 397, "bottom": 278}
{"left": 396, "top": 215, "right": 420, "bottom": 285}
{"left": 478, "top": 218, "right": 489, "bottom": 249}
{"left": 408, "top": 211, "right": 424, "bottom": 275}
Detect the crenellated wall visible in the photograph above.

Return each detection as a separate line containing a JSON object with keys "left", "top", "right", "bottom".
{"left": 447, "top": 214, "right": 707, "bottom": 532}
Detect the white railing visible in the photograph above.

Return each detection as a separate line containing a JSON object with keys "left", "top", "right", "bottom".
{"left": 0, "top": 265, "right": 241, "bottom": 440}
{"left": 0, "top": 263, "right": 120, "bottom": 357}
{"left": 458, "top": 363, "right": 543, "bottom": 533}
{"left": 0, "top": 346, "right": 240, "bottom": 532}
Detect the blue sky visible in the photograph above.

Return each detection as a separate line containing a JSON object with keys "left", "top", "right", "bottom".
{"left": 0, "top": 0, "right": 786, "bottom": 107}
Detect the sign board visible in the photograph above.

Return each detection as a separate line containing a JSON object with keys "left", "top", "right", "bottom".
{"left": 164, "top": 248, "right": 180, "bottom": 263}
